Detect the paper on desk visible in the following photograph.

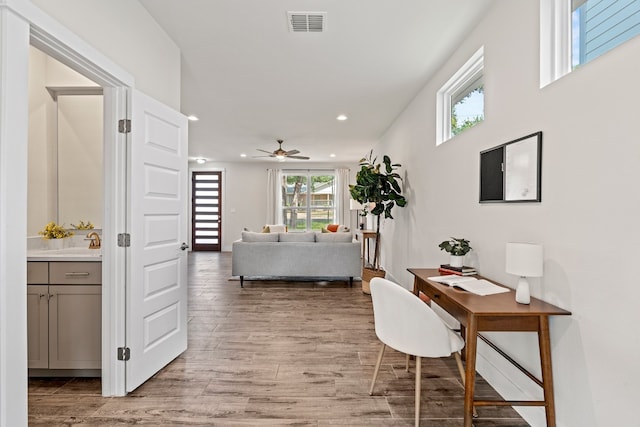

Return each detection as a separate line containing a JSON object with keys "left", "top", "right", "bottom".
{"left": 428, "top": 275, "right": 510, "bottom": 296}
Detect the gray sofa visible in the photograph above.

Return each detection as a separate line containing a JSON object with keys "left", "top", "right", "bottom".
{"left": 231, "top": 231, "right": 361, "bottom": 287}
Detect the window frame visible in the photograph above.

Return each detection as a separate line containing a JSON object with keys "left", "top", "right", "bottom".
{"left": 540, "top": 0, "right": 640, "bottom": 87}
{"left": 436, "top": 46, "right": 485, "bottom": 145}
{"left": 280, "top": 170, "right": 337, "bottom": 232}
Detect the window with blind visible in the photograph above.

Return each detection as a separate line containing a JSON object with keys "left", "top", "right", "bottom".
{"left": 572, "top": 0, "right": 640, "bottom": 68}
{"left": 280, "top": 171, "right": 336, "bottom": 231}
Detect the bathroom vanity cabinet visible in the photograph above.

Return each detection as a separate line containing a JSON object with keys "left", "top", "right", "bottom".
{"left": 27, "top": 261, "right": 101, "bottom": 374}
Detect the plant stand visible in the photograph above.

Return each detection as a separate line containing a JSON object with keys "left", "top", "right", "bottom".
{"left": 361, "top": 267, "right": 385, "bottom": 294}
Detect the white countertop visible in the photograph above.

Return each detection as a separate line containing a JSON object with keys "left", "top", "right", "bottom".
{"left": 27, "top": 247, "right": 102, "bottom": 262}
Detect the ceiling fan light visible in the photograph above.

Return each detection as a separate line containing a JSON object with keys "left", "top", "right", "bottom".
{"left": 275, "top": 154, "right": 285, "bottom": 160}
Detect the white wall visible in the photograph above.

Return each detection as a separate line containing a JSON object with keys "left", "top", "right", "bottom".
{"left": 191, "top": 161, "right": 358, "bottom": 252}
{"left": 375, "top": 1, "right": 639, "bottom": 426}
{"left": 31, "top": 0, "right": 180, "bottom": 109}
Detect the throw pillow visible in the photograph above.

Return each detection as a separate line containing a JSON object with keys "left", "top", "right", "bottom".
{"left": 279, "top": 232, "right": 315, "bottom": 242}
{"left": 315, "top": 232, "right": 353, "bottom": 243}
{"left": 324, "top": 224, "right": 350, "bottom": 233}
{"left": 262, "top": 224, "right": 287, "bottom": 233}
{"left": 326, "top": 224, "right": 339, "bottom": 232}
{"left": 242, "top": 231, "right": 279, "bottom": 242}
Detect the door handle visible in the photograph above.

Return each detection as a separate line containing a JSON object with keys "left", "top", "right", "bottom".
{"left": 180, "top": 243, "right": 189, "bottom": 251}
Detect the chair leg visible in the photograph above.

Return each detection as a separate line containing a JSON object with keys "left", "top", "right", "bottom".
{"left": 454, "top": 351, "right": 478, "bottom": 418}
{"left": 415, "top": 355, "right": 422, "bottom": 427}
{"left": 369, "top": 343, "right": 386, "bottom": 395}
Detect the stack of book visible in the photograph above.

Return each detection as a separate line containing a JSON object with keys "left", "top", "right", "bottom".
{"left": 438, "top": 264, "right": 477, "bottom": 276}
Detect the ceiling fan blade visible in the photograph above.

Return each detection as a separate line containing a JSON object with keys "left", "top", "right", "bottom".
{"left": 252, "top": 154, "right": 276, "bottom": 158}
{"left": 285, "top": 149, "right": 300, "bottom": 156}
{"left": 256, "top": 149, "right": 274, "bottom": 154}
{"left": 287, "top": 155, "right": 310, "bottom": 160}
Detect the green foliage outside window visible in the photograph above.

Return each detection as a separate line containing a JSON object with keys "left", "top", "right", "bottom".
{"left": 451, "top": 86, "right": 484, "bottom": 136}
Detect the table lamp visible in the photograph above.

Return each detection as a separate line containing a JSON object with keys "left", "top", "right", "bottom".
{"left": 350, "top": 199, "right": 364, "bottom": 230}
{"left": 505, "top": 242, "right": 543, "bottom": 305}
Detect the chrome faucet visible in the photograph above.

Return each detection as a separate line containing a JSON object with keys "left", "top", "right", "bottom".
{"left": 86, "top": 232, "right": 101, "bottom": 249}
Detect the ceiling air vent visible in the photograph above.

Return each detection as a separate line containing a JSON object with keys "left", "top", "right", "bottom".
{"left": 287, "top": 12, "right": 326, "bottom": 33}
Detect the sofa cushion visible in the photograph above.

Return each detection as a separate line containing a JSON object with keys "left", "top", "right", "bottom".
{"left": 323, "top": 224, "right": 351, "bottom": 233}
{"left": 279, "top": 232, "right": 315, "bottom": 242}
{"left": 315, "top": 232, "right": 353, "bottom": 243}
{"left": 242, "top": 231, "right": 279, "bottom": 242}
{"left": 262, "top": 224, "right": 287, "bottom": 233}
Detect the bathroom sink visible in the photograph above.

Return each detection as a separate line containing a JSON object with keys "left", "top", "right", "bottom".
{"left": 28, "top": 247, "right": 102, "bottom": 258}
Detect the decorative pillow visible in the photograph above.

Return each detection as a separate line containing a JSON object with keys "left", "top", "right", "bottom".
{"left": 324, "top": 224, "right": 350, "bottom": 233}
{"left": 315, "top": 232, "right": 353, "bottom": 243}
{"left": 242, "top": 231, "right": 279, "bottom": 242}
{"left": 262, "top": 224, "right": 287, "bottom": 233}
{"left": 279, "top": 232, "right": 315, "bottom": 242}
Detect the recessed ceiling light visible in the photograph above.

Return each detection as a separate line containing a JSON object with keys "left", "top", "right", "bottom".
{"left": 187, "top": 115, "right": 199, "bottom": 121}
{"left": 196, "top": 158, "right": 206, "bottom": 164}
{"left": 240, "top": 153, "right": 247, "bottom": 158}
{"left": 336, "top": 114, "right": 348, "bottom": 121}
{"left": 330, "top": 153, "right": 336, "bottom": 158}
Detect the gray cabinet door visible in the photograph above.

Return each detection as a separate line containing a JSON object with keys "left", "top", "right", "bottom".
{"left": 48, "top": 285, "right": 102, "bottom": 369}
{"left": 27, "top": 285, "right": 49, "bottom": 369}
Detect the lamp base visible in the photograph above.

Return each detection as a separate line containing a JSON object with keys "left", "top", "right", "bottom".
{"left": 515, "top": 277, "right": 530, "bottom": 304}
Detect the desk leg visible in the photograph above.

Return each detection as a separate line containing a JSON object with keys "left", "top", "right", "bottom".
{"left": 538, "top": 315, "right": 557, "bottom": 427}
{"left": 463, "top": 315, "right": 478, "bottom": 427}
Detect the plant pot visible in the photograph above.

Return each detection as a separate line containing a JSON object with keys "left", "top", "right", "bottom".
{"left": 45, "top": 238, "right": 67, "bottom": 250}
{"left": 450, "top": 255, "right": 464, "bottom": 268}
{"left": 361, "top": 267, "right": 386, "bottom": 295}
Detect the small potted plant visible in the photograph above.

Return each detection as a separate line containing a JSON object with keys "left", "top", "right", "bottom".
{"left": 438, "top": 237, "right": 472, "bottom": 268}
{"left": 39, "top": 221, "right": 74, "bottom": 250}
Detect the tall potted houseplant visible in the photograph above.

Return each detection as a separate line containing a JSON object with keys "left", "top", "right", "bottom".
{"left": 350, "top": 151, "right": 407, "bottom": 293}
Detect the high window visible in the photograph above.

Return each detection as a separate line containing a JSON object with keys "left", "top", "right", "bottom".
{"left": 541, "top": 0, "right": 640, "bottom": 86}
{"left": 436, "top": 46, "right": 484, "bottom": 145}
{"left": 280, "top": 171, "right": 336, "bottom": 231}
{"left": 572, "top": 0, "right": 640, "bottom": 67}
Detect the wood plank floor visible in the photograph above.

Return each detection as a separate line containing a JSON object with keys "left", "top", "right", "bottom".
{"left": 28, "top": 251, "right": 529, "bottom": 426}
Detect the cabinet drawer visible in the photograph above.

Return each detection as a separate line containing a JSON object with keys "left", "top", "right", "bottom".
{"left": 49, "top": 262, "right": 102, "bottom": 285}
{"left": 27, "top": 262, "right": 49, "bottom": 284}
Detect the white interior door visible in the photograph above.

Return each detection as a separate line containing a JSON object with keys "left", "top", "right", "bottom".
{"left": 126, "top": 89, "right": 188, "bottom": 392}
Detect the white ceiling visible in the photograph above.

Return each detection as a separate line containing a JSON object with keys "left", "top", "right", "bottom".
{"left": 139, "top": 0, "right": 493, "bottom": 163}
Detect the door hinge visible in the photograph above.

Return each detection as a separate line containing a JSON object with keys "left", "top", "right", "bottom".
{"left": 117, "top": 347, "right": 130, "bottom": 361}
{"left": 118, "top": 119, "right": 131, "bottom": 133}
{"left": 117, "top": 233, "right": 131, "bottom": 247}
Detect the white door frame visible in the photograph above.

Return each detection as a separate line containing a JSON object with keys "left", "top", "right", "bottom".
{"left": 1, "top": 1, "right": 134, "bottom": 423}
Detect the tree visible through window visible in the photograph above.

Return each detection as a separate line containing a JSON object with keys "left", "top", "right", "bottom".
{"left": 451, "top": 86, "right": 484, "bottom": 136}
{"left": 281, "top": 172, "right": 336, "bottom": 231}
{"left": 436, "top": 46, "right": 484, "bottom": 144}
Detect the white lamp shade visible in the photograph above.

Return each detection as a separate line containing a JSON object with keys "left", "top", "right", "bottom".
{"left": 505, "top": 242, "right": 543, "bottom": 277}
{"left": 349, "top": 199, "right": 364, "bottom": 210}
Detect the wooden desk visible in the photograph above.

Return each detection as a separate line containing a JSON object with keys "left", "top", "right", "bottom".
{"left": 408, "top": 268, "right": 571, "bottom": 427}
{"left": 355, "top": 230, "right": 377, "bottom": 268}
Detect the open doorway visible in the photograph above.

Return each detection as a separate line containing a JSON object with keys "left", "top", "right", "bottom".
{"left": 26, "top": 46, "right": 104, "bottom": 387}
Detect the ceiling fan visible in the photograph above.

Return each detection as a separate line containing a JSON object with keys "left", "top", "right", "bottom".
{"left": 255, "top": 139, "right": 309, "bottom": 160}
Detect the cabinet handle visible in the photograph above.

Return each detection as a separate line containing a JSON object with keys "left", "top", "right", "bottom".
{"left": 39, "top": 293, "right": 46, "bottom": 299}
{"left": 64, "top": 272, "right": 90, "bottom": 277}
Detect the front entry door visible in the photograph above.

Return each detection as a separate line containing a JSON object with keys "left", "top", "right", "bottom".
{"left": 126, "top": 90, "right": 188, "bottom": 392}
{"left": 191, "top": 171, "right": 222, "bottom": 251}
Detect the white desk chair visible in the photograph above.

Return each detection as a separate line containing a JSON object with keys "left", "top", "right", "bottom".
{"left": 369, "top": 277, "right": 467, "bottom": 427}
